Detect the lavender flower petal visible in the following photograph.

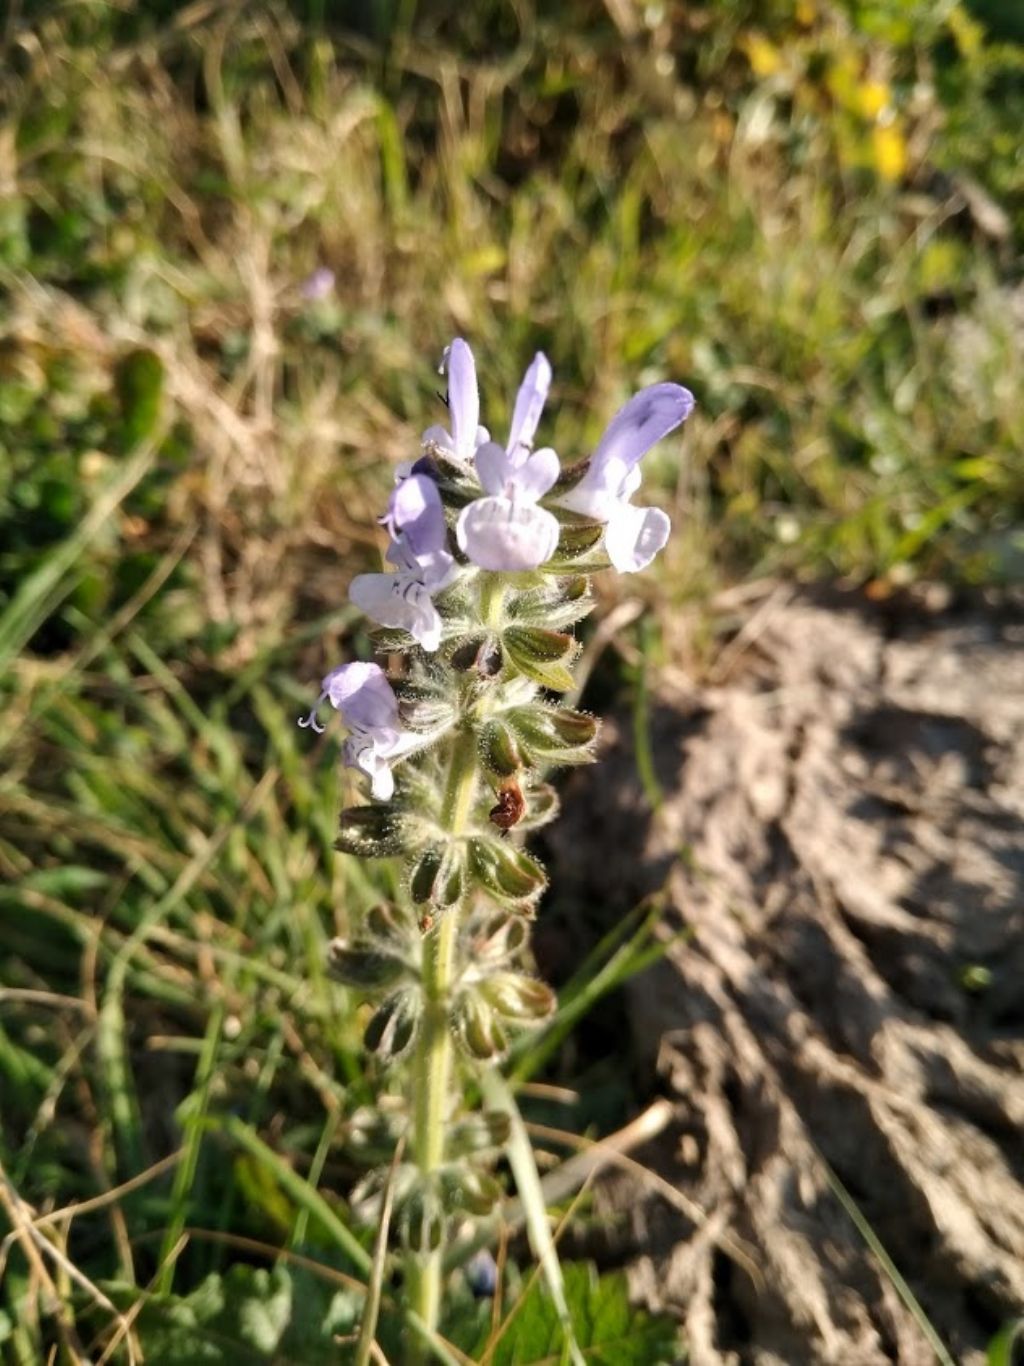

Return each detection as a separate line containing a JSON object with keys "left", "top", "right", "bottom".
{"left": 591, "top": 382, "right": 694, "bottom": 474}
{"left": 349, "top": 572, "right": 444, "bottom": 651}
{"left": 506, "top": 352, "right": 551, "bottom": 464}
{"left": 384, "top": 473, "right": 449, "bottom": 560}
{"left": 474, "top": 441, "right": 510, "bottom": 498}
{"left": 510, "top": 446, "right": 559, "bottom": 503}
{"left": 445, "top": 338, "right": 480, "bottom": 459}
{"left": 322, "top": 662, "right": 399, "bottom": 730}
{"left": 306, "top": 662, "right": 418, "bottom": 796}
{"left": 604, "top": 503, "right": 671, "bottom": 573}
{"left": 300, "top": 266, "right": 335, "bottom": 301}
{"left": 343, "top": 735, "right": 396, "bottom": 800}
{"left": 456, "top": 497, "right": 560, "bottom": 571}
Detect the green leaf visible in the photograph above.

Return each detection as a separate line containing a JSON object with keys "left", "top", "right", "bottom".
{"left": 988, "top": 1319, "right": 1024, "bottom": 1366}
{"left": 21, "top": 865, "right": 109, "bottom": 896}
{"left": 468, "top": 1263, "right": 682, "bottom": 1366}
{"left": 115, "top": 348, "right": 165, "bottom": 451}
{"left": 127, "top": 1265, "right": 361, "bottom": 1365}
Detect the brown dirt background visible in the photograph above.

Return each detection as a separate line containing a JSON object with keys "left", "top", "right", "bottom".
{"left": 551, "top": 587, "right": 1024, "bottom": 1365}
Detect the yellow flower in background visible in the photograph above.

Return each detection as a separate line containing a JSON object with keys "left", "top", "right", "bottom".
{"left": 857, "top": 80, "right": 890, "bottom": 120}
{"left": 744, "top": 33, "right": 782, "bottom": 78}
{"left": 872, "top": 121, "right": 907, "bottom": 181}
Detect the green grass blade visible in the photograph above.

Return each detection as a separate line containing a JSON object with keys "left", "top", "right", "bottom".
{"left": 480, "top": 1070, "right": 585, "bottom": 1366}
{"left": 818, "top": 1156, "right": 956, "bottom": 1366}
{"left": 0, "top": 433, "right": 163, "bottom": 676}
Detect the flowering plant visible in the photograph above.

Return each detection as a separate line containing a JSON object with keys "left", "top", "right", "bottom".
{"left": 301, "top": 339, "right": 692, "bottom": 1355}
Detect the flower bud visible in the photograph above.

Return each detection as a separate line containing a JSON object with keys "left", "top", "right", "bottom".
{"left": 443, "top": 1166, "right": 504, "bottom": 1217}
{"left": 365, "top": 901, "right": 420, "bottom": 951}
{"left": 327, "top": 938, "right": 409, "bottom": 991}
{"left": 502, "top": 626, "right": 579, "bottom": 692}
{"left": 447, "top": 1110, "right": 511, "bottom": 1157}
{"left": 337, "top": 805, "right": 413, "bottom": 858}
{"left": 410, "top": 844, "right": 464, "bottom": 908}
{"left": 350, "top": 1162, "right": 417, "bottom": 1227}
{"left": 463, "top": 911, "right": 529, "bottom": 966}
{"left": 507, "top": 705, "right": 598, "bottom": 764}
{"left": 344, "top": 1103, "right": 408, "bottom": 1164}
{"left": 454, "top": 993, "right": 509, "bottom": 1060}
{"left": 451, "top": 634, "right": 501, "bottom": 677}
{"left": 510, "top": 575, "right": 592, "bottom": 630}
{"left": 478, "top": 720, "right": 525, "bottom": 777}
{"left": 395, "top": 685, "right": 456, "bottom": 733}
{"left": 465, "top": 1248, "right": 499, "bottom": 1299}
{"left": 468, "top": 836, "right": 546, "bottom": 904}
{"left": 399, "top": 1181, "right": 447, "bottom": 1253}
{"left": 410, "top": 847, "right": 443, "bottom": 904}
{"left": 517, "top": 781, "right": 559, "bottom": 830}
{"left": 438, "top": 850, "right": 465, "bottom": 906}
{"left": 551, "top": 521, "right": 605, "bottom": 558}
{"left": 363, "top": 986, "right": 422, "bottom": 1061}
{"left": 481, "top": 971, "right": 556, "bottom": 1023}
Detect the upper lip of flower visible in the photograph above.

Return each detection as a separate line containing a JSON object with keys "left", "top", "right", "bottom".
{"left": 421, "top": 338, "right": 487, "bottom": 463}
{"left": 504, "top": 351, "right": 552, "bottom": 466}
{"left": 444, "top": 346, "right": 564, "bottom": 574}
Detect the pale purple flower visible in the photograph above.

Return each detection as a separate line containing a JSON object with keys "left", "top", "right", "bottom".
{"left": 455, "top": 352, "right": 561, "bottom": 572}
{"left": 301, "top": 266, "right": 335, "bottom": 301}
{"left": 298, "top": 662, "right": 415, "bottom": 800}
{"left": 465, "top": 1247, "right": 499, "bottom": 1298}
{"left": 558, "top": 382, "right": 694, "bottom": 573}
{"left": 421, "top": 338, "right": 490, "bottom": 464}
{"left": 349, "top": 473, "right": 456, "bottom": 652}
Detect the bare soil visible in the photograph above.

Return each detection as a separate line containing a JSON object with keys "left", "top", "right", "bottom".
{"left": 551, "top": 586, "right": 1024, "bottom": 1365}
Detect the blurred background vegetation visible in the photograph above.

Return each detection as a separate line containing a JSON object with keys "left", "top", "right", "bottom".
{"left": 1, "top": 0, "right": 1022, "bottom": 1359}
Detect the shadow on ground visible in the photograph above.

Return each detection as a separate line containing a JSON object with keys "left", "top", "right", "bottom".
{"left": 550, "top": 586, "right": 1024, "bottom": 1365}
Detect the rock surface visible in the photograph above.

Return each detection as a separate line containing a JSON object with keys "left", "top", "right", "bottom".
{"left": 552, "top": 589, "right": 1024, "bottom": 1365}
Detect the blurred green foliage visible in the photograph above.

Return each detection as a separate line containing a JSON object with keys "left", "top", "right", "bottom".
{"left": 1, "top": 0, "right": 1022, "bottom": 1360}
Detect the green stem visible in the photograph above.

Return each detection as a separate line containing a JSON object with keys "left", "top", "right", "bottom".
{"left": 407, "top": 724, "right": 478, "bottom": 1357}
{"left": 478, "top": 571, "right": 506, "bottom": 629}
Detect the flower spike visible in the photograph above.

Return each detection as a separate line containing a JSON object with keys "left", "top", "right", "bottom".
{"left": 298, "top": 338, "right": 693, "bottom": 1350}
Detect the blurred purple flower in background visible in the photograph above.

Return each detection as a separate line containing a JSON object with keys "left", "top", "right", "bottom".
{"left": 300, "top": 266, "right": 335, "bottom": 301}
{"left": 464, "top": 1247, "right": 499, "bottom": 1298}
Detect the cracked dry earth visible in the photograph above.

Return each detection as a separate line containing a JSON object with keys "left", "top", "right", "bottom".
{"left": 551, "top": 590, "right": 1024, "bottom": 1366}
